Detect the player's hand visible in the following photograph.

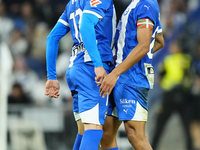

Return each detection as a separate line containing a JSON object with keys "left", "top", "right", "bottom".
{"left": 45, "top": 80, "right": 60, "bottom": 98}
{"left": 100, "top": 72, "right": 118, "bottom": 98}
{"left": 95, "top": 66, "right": 107, "bottom": 86}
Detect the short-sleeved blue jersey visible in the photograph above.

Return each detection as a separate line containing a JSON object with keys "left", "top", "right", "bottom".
{"left": 115, "top": 0, "right": 162, "bottom": 89}
{"left": 59, "top": 0, "right": 116, "bottom": 67}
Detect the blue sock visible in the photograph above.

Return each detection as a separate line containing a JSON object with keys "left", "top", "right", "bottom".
{"left": 73, "top": 133, "right": 83, "bottom": 150}
{"left": 106, "top": 148, "right": 119, "bottom": 150}
{"left": 79, "top": 129, "right": 103, "bottom": 150}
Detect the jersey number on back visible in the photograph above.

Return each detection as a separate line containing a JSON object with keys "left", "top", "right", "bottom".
{"left": 70, "top": 8, "right": 83, "bottom": 42}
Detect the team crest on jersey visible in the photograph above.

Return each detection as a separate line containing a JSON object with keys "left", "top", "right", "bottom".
{"left": 90, "top": 0, "right": 102, "bottom": 7}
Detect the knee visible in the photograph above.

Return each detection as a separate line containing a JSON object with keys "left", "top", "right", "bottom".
{"left": 127, "top": 131, "right": 146, "bottom": 143}
{"left": 100, "top": 129, "right": 118, "bottom": 150}
{"left": 101, "top": 130, "right": 115, "bottom": 145}
{"left": 125, "top": 121, "right": 153, "bottom": 150}
{"left": 125, "top": 123, "right": 148, "bottom": 148}
{"left": 125, "top": 123, "right": 145, "bottom": 143}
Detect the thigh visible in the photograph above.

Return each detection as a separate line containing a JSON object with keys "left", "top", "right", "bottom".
{"left": 101, "top": 116, "right": 122, "bottom": 149}
{"left": 114, "top": 82, "right": 148, "bottom": 122}
{"left": 103, "top": 115, "right": 122, "bottom": 136}
{"left": 77, "top": 119, "right": 84, "bottom": 135}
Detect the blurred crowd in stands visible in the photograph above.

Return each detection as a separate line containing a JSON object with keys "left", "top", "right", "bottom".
{"left": 1, "top": 0, "right": 199, "bottom": 106}
{"left": 1, "top": 0, "right": 200, "bottom": 149}
{"left": 1, "top": 0, "right": 73, "bottom": 106}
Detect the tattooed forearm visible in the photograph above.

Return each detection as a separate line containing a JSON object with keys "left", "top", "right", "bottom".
{"left": 153, "top": 32, "right": 164, "bottom": 53}
{"left": 154, "top": 39, "right": 159, "bottom": 49}
{"left": 157, "top": 33, "right": 162, "bottom": 36}
{"left": 154, "top": 33, "right": 162, "bottom": 46}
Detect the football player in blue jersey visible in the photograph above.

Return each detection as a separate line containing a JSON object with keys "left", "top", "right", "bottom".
{"left": 99, "top": 0, "right": 164, "bottom": 150}
{"left": 44, "top": 0, "right": 116, "bottom": 150}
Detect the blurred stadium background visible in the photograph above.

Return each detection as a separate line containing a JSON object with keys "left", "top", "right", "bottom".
{"left": 1, "top": 0, "right": 200, "bottom": 150}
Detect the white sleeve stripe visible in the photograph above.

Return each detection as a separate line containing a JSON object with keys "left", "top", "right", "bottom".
{"left": 83, "top": 10, "right": 103, "bottom": 19}
{"left": 157, "top": 28, "right": 162, "bottom": 33}
{"left": 58, "top": 19, "right": 70, "bottom": 27}
{"left": 137, "top": 22, "right": 154, "bottom": 25}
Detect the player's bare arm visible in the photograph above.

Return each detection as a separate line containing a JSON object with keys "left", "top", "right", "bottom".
{"left": 45, "top": 80, "right": 60, "bottom": 98}
{"left": 153, "top": 32, "right": 164, "bottom": 53}
{"left": 100, "top": 27, "right": 153, "bottom": 97}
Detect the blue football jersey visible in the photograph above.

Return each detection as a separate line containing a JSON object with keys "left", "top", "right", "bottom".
{"left": 59, "top": 0, "right": 116, "bottom": 67}
{"left": 115, "top": 0, "right": 162, "bottom": 89}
